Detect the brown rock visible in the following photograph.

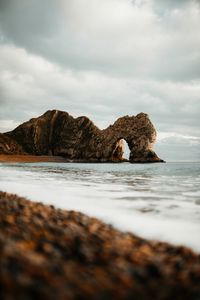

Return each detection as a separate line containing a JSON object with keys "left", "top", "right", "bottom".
{"left": 2, "top": 110, "right": 164, "bottom": 162}
{"left": 0, "top": 133, "right": 25, "bottom": 155}
{"left": 0, "top": 191, "right": 200, "bottom": 300}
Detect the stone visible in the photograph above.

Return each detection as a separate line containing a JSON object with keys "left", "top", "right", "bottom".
{"left": 1, "top": 110, "right": 164, "bottom": 162}
{"left": 0, "top": 133, "right": 25, "bottom": 154}
{"left": 0, "top": 191, "right": 200, "bottom": 300}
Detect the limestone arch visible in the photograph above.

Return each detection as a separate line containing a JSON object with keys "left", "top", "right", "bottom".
{"left": 111, "top": 138, "right": 131, "bottom": 161}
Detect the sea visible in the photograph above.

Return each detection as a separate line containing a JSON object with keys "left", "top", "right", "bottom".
{"left": 0, "top": 161, "right": 200, "bottom": 252}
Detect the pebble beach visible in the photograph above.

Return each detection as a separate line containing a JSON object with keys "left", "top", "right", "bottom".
{"left": 0, "top": 191, "right": 200, "bottom": 299}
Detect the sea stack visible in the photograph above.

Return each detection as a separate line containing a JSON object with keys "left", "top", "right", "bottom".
{"left": 0, "top": 110, "right": 164, "bottom": 163}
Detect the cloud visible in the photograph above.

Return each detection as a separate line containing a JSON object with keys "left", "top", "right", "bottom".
{"left": 0, "top": 0, "right": 200, "bottom": 80}
{"left": 0, "top": 119, "right": 20, "bottom": 132}
{"left": 0, "top": 0, "right": 200, "bottom": 160}
{"left": 0, "top": 43, "right": 199, "bottom": 135}
{"left": 155, "top": 132, "right": 200, "bottom": 161}
{"left": 153, "top": 0, "right": 200, "bottom": 11}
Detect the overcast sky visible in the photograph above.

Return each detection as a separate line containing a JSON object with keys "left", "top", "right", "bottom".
{"left": 0, "top": 0, "right": 200, "bottom": 160}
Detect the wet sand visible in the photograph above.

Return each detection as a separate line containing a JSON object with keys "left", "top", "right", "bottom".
{"left": 0, "top": 191, "right": 200, "bottom": 299}
{"left": 0, "top": 155, "right": 67, "bottom": 163}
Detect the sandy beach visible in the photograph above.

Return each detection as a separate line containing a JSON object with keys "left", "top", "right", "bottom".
{"left": 0, "top": 191, "right": 200, "bottom": 299}
{"left": 0, "top": 155, "right": 68, "bottom": 163}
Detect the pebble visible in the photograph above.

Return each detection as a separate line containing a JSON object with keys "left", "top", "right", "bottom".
{"left": 0, "top": 191, "right": 200, "bottom": 300}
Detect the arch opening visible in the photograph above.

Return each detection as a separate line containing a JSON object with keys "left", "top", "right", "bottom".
{"left": 112, "top": 139, "right": 130, "bottom": 161}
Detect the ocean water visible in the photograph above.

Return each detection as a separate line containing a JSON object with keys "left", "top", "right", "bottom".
{"left": 0, "top": 162, "right": 200, "bottom": 252}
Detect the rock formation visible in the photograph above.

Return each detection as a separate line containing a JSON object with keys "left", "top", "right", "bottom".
{"left": 0, "top": 133, "right": 25, "bottom": 155}
{"left": 1, "top": 110, "right": 164, "bottom": 163}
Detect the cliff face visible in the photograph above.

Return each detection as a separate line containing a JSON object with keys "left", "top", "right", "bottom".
{"left": 0, "top": 133, "right": 25, "bottom": 155}
{"left": 2, "top": 110, "right": 163, "bottom": 163}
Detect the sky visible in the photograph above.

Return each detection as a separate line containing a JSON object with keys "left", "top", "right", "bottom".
{"left": 0, "top": 0, "right": 200, "bottom": 161}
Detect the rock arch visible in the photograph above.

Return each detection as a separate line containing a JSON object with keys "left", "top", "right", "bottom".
{"left": 100, "top": 113, "right": 163, "bottom": 163}
{"left": 111, "top": 138, "right": 130, "bottom": 161}
{"left": 2, "top": 110, "right": 164, "bottom": 163}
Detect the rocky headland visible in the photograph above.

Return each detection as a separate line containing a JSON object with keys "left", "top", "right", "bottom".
{"left": 0, "top": 191, "right": 200, "bottom": 299}
{"left": 0, "top": 110, "right": 164, "bottom": 163}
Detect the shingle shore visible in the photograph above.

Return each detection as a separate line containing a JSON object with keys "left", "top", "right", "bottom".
{"left": 0, "top": 191, "right": 200, "bottom": 299}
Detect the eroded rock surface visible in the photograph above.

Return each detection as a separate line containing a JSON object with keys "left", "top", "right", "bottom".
{"left": 0, "top": 133, "right": 25, "bottom": 155}
{"left": 2, "top": 110, "right": 163, "bottom": 162}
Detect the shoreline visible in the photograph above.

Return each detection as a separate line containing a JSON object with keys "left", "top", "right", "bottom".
{"left": 0, "top": 154, "right": 68, "bottom": 163}
{"left": 0, "top": 154, "right": 128, "bottom": 163}
{"left": 0, "top": 191, "right": 200, "bottom": 299}
{"left": 0, "top": 154, "right": 165, "bottom": 164}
